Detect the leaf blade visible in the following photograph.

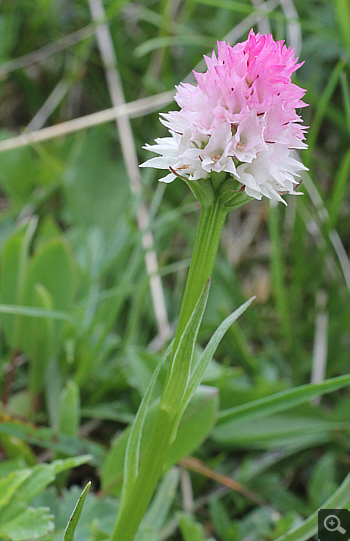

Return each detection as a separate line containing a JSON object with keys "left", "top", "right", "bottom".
{"left": 274, "top": 473, "right": 350, "bottom": 541}
{"left": 217, "top": 375, "right": 350, "bottom": 425}
{"left": 63, "top": 482, "right": 91, "bottom": 541}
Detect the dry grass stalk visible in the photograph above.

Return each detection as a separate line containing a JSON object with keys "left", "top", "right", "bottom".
{"left": 88, "top": 0, "right": 171, "bottom": 342}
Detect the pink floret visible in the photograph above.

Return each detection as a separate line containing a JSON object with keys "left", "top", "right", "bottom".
{"left": 141, "top": 29, "right": 308, "bottom": 204}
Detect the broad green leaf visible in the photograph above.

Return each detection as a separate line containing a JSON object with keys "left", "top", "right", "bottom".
{"left": 45, "top": 358, "right": 63, "bottom": 433}
{"left": 63, "top": 129, "right": 129, "bottom": 235}
{"left": 0, "top": 459, "right": 27, "bottom": 479}
{"left": 164, "top": 386, "right": 218, "bottom": 470}
{"left": 21, "top": 237, "right": 76, "bottom": 352}
{"left": 274, "top": 473, "right": 350, "bottom": 541}
{"left": 63, "top": 482, "right": 91, "bottom": 541}
{"left": 58, "top": 381, "right": 80, "bottom": 438}
{"left": 101, "top": 385, "right": 218, "bottom": 496}
{"left": 26, "top": 284, "right": 55, "bottom": 394}
{"left": 0, "top": 456, "right": 91, "bottom": 512}
{"left": 308, "top": 454, "right": 338, "bottom": 511}
{"left": 0, "top": 470, "right": 31, "bottom": 508}
{"left": 216, "top": 375, "right": 350, "bottom": 425}
{"left": 0, "top": 138, "right": 36, "bottom": 202}
{"left": 36, "top": 216, "right": 62, "bottom": 247}
{"left": 6, "top": 390, "right": 35, "bottom": 419}
{"left": 0, "top": 507, "right": 54, "bottom": 541}
{"left": 0, "top": 220, "right": 36, "bottom": 348}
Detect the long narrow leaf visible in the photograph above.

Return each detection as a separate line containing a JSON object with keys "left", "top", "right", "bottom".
{"left": 217, "top": 374, "right": 350, "bottom": 424}
{"left": 274, "top": 473, "right": 350, "bottom": 541}
{"left": 161, "top": 280, "right": 210, "bottom": 410}
{"left": 173, "top": 297, "right": 255, "bottom": 433}
{"left": 63, "top": 482, "right": 91, "bottom": 541}
{"left": 139, "top": 468, "right": 179, "bottom": 534}
{"left": 328, "top": 148, "right": 350, "bottom": 229}
{"left": 305, "top": 59, "right": 346, "bottom": 167}
{"left": 0, "top": 304, "right": 76, "bottom": 323}
{"left": 120, "top": 340, "right": 173, "bottom": 511}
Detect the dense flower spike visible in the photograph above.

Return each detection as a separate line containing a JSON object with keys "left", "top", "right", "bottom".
{"left": 141, "top": 30, "right": 308, "bottom": 204}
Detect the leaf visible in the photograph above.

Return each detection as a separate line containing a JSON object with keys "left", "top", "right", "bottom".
{"left": 178, "top": 513, "right": 210, "bottom": 541}
{"left": 334, "top": 0, "right": 350, "bottom": 52}
{"left": 0, "top": 470, "right": 31, "bottom": 508}
{"left": 174, "top": 297, "right": 255, "bottom": 432}
{"left": 0, "top": 220, "right": 37, "bottom": 349}
{"left": 0, "top": 433, "right": 36, "bottom": 467}
{"left": 209, "top": 497, "right": 231, "bottom": 540}
{"left": 138, "top": 469, "right": 179, "bottom": 536}
{"left": 101, "top": 385, "right": 218, "bottom": 496}
{"left": 163, "top": 386, "right": 218, "bottom": 471}
{"left": 0, "top": 459, "right": 27, "bottom": 479}
{"left": 21, "top": 237, "right": 76, "bottom": 353}
{"left": 62, "top": 129, "right": 129, "bottom": 235}
{"left": 0, "top": 456, "right": 91, "bottom": 513}
{"left": 63, "top": 482, "right": 91, "bottom": 541}
{"left": 26, "top": 284, "right": 55, "bottom": 394}
{"left": 216, "top": 374, "right": 350, "bottom": 425}
{"left": 0, "top": 507, "right": 54, "bottom": 540}
{"left": 161, "top": 280, "right": 210, "bottom": 411}
{"left": 119, "top": 344, "right": 169, "bottom": 513}
{"left": 58, "top": 381, "right": 80, "bottom": 438}
{"left": 308, "top": 454, "right": 338, "bottom": 511}
{"left": 274, "top": 473, "right": 350, "bottom": 541}
{"left": 212, "top": 409, "right": 342, "bottom": 450}
{"left": 0, "top": 140, "right": 36, "bottom": 202}
{"left": 0, "top": 420, "right": 103, "bottom": 464}
{"left": 0, "top": 304, "right": 76, "bottom": 323}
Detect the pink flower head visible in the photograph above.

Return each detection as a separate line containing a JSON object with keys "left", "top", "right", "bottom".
{"left": 141, "top": 30, "right": 308, "bottom": 204}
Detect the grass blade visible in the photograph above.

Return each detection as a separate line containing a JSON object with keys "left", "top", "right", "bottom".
{"left": 328, "top": 148, "right": 350, "bottom": 230}
{"left": 305, "top": 59, "right": 346, "bottom": 167}
{"left": 175, "top": 297, "right": 255, "bottom": 427}
{"left": 0, "top": 304, "right": 76, "bottom": 323}
{"left": 274, "top": 473, "right": 350, "bottom": 541}
{"left": 120, "top": 341, "right": 173, "bottom": 511}
{"left": 63, "top": 482, "right": 91, "bottom": 541}
{"left": 161, "top": 280, "right": 210, "bottom": 410}
{"left": 217, "top": 374, "right": 350, "bottom": 424}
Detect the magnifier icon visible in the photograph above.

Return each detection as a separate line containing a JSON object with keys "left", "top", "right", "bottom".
{"left": 324, "top": 515, "right": 346, "bottom": 534}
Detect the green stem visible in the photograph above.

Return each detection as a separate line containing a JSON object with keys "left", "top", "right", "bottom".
{"left": 171, "top": 198, "right": 227, "bottom": 355}
{"left": 110, "top": 199, "right": 227, "bottom": 541}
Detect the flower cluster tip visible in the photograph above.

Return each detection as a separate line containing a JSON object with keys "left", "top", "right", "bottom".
{"left": 141, "top": 29, "right": 308, "bottom": 205}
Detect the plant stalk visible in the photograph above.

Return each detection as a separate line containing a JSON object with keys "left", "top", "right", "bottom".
{"left": 110, "top": 198, "right": 227, "bottom": 541}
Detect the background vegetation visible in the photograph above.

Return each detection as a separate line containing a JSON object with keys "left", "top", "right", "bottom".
{"left": 0, "top": 0, "right": 349, "bottom": 540}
